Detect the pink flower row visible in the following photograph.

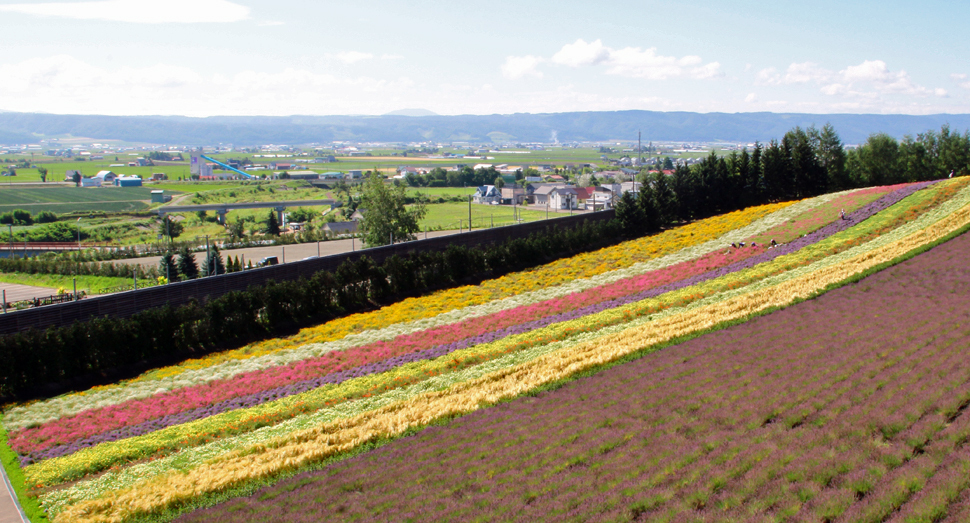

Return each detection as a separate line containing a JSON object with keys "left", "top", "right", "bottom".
{"left": 10, "top": 237, "right": 771, "bottom": 454}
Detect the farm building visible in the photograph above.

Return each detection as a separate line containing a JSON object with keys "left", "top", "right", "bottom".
{"left": 151, "top": 190, "right": 172, "bottom": 203}
{"left": 95, "top": 170, "right": 117, "bottom": 183}
{"left": 115, "top": 176, "right": 143, "bottom": 187}
{"left": 281, "top": 171, "right": 319, "bottom": 180}
{"left": 80, "top": 177, "right": 101, "bottom": 187}
{"left": 501, "top": 186, "right": 526, "bottom": 205}
{"left": 323, "top": 221, "right": 358, "bottom": 236}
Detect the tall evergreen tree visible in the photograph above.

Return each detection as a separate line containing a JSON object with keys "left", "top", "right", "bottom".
{"left": 159, "top": 251, "right": 179, "bottom": 282}
{"left": 786, "top": 127, "right": 826, "bottom": 197}
{"left": 177, "top": 245, "right": 199, "bottom": 280}
{"left": 733, "top": 148, "right": 752, "bottom": 208}
{"left": 670, "top": 163, "right": 696, "bottom": 222}
{"left": 615, "top": 190, "right": 645, "bottom": 236}
{"left": 637, "top": 183, "right": 660, "bottom": 232}
{"left": 761, "top": 140, "right": 787, "bottom": 201}
{"left": 814, "top": 123, "right": 850, "bottom": 190}
{"left": 750, "top": 142, "right": 764, "bottom": 202}
{"left": 779, "top": 132, "right": 798, "bottom": 198}
{"left": 651, "top": 170, "right": 676, "bottom": 228}
{"left": 264, "top": 210, "right": 281, "bottom": 236}
{"left": 203, "top": 245, "right": 226, "bottom": 277}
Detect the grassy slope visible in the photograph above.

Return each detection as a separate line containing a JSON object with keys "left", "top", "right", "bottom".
{"left": 418, "top": 202, "right": 555, "bottom": 230}
{"left": 0, "top": 273, "right": 138, "bottom": 295}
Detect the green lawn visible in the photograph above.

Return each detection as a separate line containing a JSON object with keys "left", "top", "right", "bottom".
{"left": 418, "top": 202, "right": 552, "bottom": 230}
{"left": 0, "top": 272, "right": 141, "bottom": 295}
{"left": 407, "top": 187, "right": 477, "bottom": 197}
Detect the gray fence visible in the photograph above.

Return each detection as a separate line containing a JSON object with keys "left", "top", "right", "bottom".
{"left": 0, "top": 210, "right": 615, "bottom": 335}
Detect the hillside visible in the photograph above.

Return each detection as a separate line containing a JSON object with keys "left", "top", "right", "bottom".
{"left": 2, "top": 111, "right": 970, "bottom": 145}
{"left": 3, "top": 177, "right": 970, "bottom": 522}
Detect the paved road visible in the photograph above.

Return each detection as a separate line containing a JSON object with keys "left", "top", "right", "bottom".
{"left": 0, "top": 464, "right": 27, "bottom": 523}
{"left": 0, "top": 282, "right": 60, "bottom": 305}
{"left": 114, "top": 229, "right": 469, "bottom": 271}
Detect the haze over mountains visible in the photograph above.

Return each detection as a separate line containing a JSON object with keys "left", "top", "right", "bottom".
{"left": 1, "top": 110, "right": 969, "bottom": 146}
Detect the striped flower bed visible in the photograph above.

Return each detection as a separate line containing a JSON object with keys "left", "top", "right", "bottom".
{"left": 4, "top": 178, "right": 970, "bottom": 523}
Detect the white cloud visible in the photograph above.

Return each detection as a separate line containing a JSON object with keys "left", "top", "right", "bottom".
{"left": 551, "top": 39, "right": 611, "bottom": 67}
{"left": 952, "top": 73, "right": 970, "bottom": 90}
{"left": 836, "top": 60, "right": 943, "bottom": 97}
{"left": 756, "top": 62, "right": 833, "bottom": 86}
{"left": 551, "top": 39, "right": 720, "bottom": 80}
{"left": 501, "top": 55, "right": 544, "bottom": 80}
{"left": 0, "top": 0, "right": 249, "bottom": 23}
{"left": 334, "top": 51, "right": 374, "bottom": 64}
{"left": 758, "top": 60, "right": 946, "bottom": 100}
{"left": 0, "top": 54, "right": 421, "bottom": 116}
{"left": 744, "top": 93, "right": 757, "bottom": 103}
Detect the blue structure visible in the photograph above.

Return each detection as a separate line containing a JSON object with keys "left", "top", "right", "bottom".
{"left": 115, "top": 176, "right": 142, "bottom": 187}
{"left": 201, "top": 155, "right": 255, "bottom": 179}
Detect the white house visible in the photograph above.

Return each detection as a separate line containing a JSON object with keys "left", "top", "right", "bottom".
{"left": 80, "top": 177, "right": 102, "bottom": 187}
{"left": 473, "top": 185, "right": 501, "bottom": 204}
{"left": 550, "top": 187, "right": 578, "bottom": 210}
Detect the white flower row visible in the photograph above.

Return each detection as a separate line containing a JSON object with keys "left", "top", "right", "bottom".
{"left": 3, "top": 190, "right": 847, "bottom": 430}
{"left": 41, "top": 185, "right": 962, "bottom": 515}
{"left": 40, "top": 318, "right": 632, "bottom": 515}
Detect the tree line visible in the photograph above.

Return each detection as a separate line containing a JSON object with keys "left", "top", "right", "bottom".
{"left": 617, "top": 124, "right": 969, "bottom": 234}
{"left": 0, "top": 218, "right": 621, "bottom": 399}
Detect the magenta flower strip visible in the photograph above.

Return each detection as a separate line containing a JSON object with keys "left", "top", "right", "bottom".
{"left": 19, "top": 182, "right": 933, "bottom": 465}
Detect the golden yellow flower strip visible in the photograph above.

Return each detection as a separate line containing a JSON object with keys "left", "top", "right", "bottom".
{"left": 56, "top": 200, "right": 970, "bottom": 523}
{"left": 97, "top": 202, "right": 793, "bottom": 385}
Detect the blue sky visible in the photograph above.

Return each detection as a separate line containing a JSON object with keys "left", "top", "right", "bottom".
{"left": 0, "top": 0, "right": 967, "bottom": 117}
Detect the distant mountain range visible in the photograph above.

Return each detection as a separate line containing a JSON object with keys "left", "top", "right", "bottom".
{"left": 1, "top": 110, "right": 969, "bottom": 147}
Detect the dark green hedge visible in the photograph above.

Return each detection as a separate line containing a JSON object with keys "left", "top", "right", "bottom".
{"left": 0, "top": 218, "right": 621, "bottom": 400}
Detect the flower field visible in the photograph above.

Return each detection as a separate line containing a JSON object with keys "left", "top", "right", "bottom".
{"left": 3, "top": 178, "right": 970, "bottom": 522}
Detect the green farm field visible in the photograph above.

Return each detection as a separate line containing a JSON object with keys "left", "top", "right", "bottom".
{"left": 418, "top": 202, "right": 556, "bottom": 230}
{"left": 0, "top": 186, "right": 164, "bottom": 213}
{"left": 406, "top": 187, "right": 477, "bottom": 197}
{"left": 1, "top": 158, "right": 194, "bottom": 183}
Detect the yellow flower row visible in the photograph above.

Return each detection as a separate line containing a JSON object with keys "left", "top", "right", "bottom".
{"left": 90, "top": 202, "right": 793, "bottom": 388}
{"left": 32, "top": 186, "right": 932, "bottom": 490}
{"left": 55, "top": 196, "right": 970, "bottom": 523}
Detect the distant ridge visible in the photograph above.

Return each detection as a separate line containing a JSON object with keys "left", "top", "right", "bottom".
{"left": 383, "top": 108, "right": 438, "bottom": 117}
{"left": 0, "top": 110, "right": 969, "bottom": 146}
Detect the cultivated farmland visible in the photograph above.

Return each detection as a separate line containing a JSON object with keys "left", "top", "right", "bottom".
{"left": 187, "top": 229, "right": 970, "bottom": 522}
{"left": 4, "top": 178, "right": 970, "bottom": 523}
{"left": 0, "top": 186, "right": 159, "bottom": 213}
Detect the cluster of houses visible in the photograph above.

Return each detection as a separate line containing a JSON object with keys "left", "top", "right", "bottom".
{"left": 67, "top": 170, "right": 146, "bottom": 187}
{"left": 473, "top": 181, "right": 643, "bottom": 211}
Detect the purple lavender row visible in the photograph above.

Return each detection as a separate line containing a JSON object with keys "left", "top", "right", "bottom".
{"left": 23, "top": 182, "right": 933, "bottom": 465}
